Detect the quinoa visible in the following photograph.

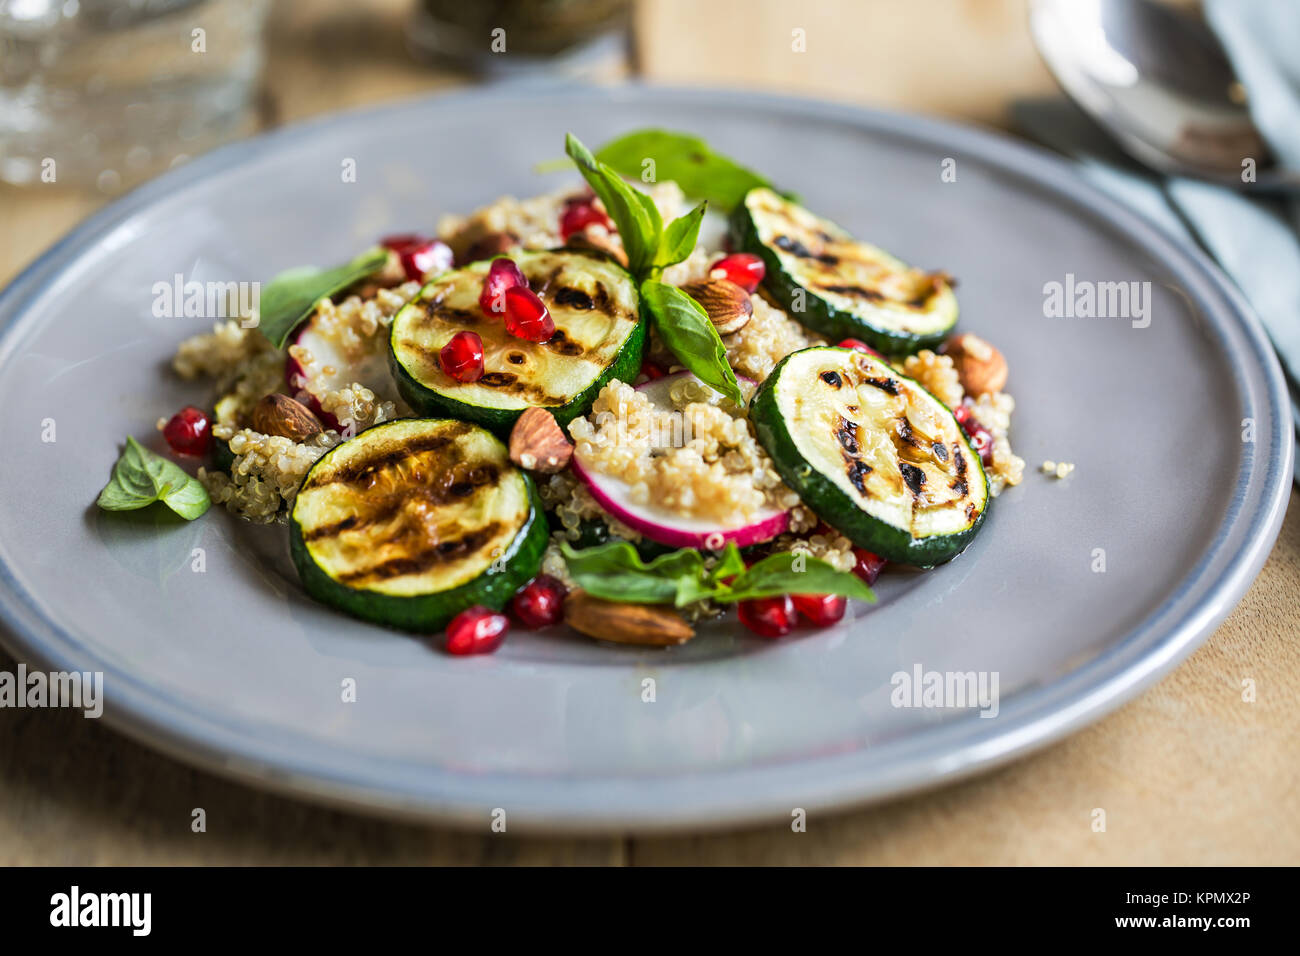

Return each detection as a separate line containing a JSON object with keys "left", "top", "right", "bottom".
{"left": 539, "top": 470, "right": 644, "bottom": 544}
{"left": 901, "top": 349, "right": 964, "bottom": 410}
{"left": 765, "top": 530, "right": 858, "bottom": 574}
{"left": 568, "top": 379, "right": 801, "bottom": 528}
{"left": 287, "top": 280, "right": 418, "bottom": 410}
{"left": 200, "top": 429, "right": 343, "bottom": 523}
{"left": 318, "top": 382, "right": 398, "bottom": 435}
{"left": 723, "top": 294, "right": 821, "bottom": 383}
{"left": 173, "top": 319, "right": 273, "bottom": 385}
{"left": 969, "top": 390, "right": 1025, "bottom": 496}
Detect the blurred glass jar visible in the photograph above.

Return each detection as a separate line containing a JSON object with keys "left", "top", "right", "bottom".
{"left": 0, "top": 0, "right": 270, "bottom": 192}
{"left": 409, "top": 0, "right": 632, "bottom": 79}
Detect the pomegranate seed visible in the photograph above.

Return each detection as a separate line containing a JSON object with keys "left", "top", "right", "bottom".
{"left": 954, "top": 402, "right": 995, "bottom": 467}
{"left": 440, "top": 330, "right": 485, "bottom": 383}
{"left": 479, "top": 256, "right": 528, "bottom": 316}
{"left": 792, "top": 593, "right": 847, "bottom": 627}
{"left": 509, "top": 574, "right": 568, "bottom": 628}
{"left": 709, "top": 253, "right": 765, "bottom": 293}
{"left": 636, "top": 359, "right": 668, "bottom": 384}
{"left": 162, "top": 406, "right": 212, "bottom": 457}
{"left": 503, "top": 286, "right": 556, "bottom": 342}
{"left": 381, "top": 234, "right": 453, "bottom": 281}
{"left": 560, "top": 199, "right": 612, "bottom": 239}
{"left": 852, "top": 548, "right": 887, "bottom": 585}
{"left": 445, "top": 605, "right": 509, "bottom": 655}
{"left": 738, "top": 595, "right": 797, "bottom": 638}
{"left": 837, "top": 337, "right": 883, "bottom": 358}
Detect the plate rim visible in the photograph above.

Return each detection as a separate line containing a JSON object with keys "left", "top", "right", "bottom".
{"left": 0, "top": 84, "right": 1291, "bottom": 833}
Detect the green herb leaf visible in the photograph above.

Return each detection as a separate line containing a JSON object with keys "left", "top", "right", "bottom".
{"left": 565, "top": 133, "right": 662, "bottom": 279}
{"left": 560, "top": 540, "right": 703, "bottom": 604}
{"left": 595, "top": 129, "right": 774, "bottom": 213}
{"left": 727, "top": 552, "right": 876, "bottom": 603}
{"left": 707, "top": 542, "right": 747, "bottom": 583}
{"left": 97, "top": 437, "right": 210, "bottom": 520}
{"left": 640, "top": 280, "right": 742, "bottom": 405}
{"left": 256, "top": 246, "right": 390, "bottom": 348}
{"left": 560, "top": 540, "right": 875, "bottom": 608}
{"left": 656, "top": 201, "right": 707, "bottom": 271}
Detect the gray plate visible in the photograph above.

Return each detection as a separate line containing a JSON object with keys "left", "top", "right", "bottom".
{"left": 0, "top": 87, "right": 1290, "bottom": 833}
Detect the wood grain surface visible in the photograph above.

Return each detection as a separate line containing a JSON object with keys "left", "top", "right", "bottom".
{"left": 0, "top": 0, "right": 1295, "bottom": 865}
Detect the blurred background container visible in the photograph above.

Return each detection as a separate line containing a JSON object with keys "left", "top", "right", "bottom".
{"left": 0, "top": 0, "right": 1067, "bottom": 196}
{"left": 0, "top": 0, "right": 271, "bottom": 190}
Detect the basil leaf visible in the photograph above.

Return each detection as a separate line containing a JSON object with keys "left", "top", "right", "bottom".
{"left": 640, "top": 280, "right": 743, "bottom": 405}
{"left": 560, "top": 540, "right": 704, "bottom": 604}
{"left": 656, "top": 201, "right": 707, "bottom": 271}
{"left": 596, "top": 129, "right": 774, "bottom": 213}
{"left": 256, "top": 246, "right": 389, "bottom": 348}
{"left": 97, "top": 437, "right": 210, "bottom": 520}
{"left": 561, "top": 540, "right": 876, "bottom": 610}
{"left": 565, "top": 133, "right": 661, "bottom": 279}
{"left": 727, "top": 552, "right": 876, "bottom": 603}
{"left": 707, "top": 542, "right": 747, "bottom": 583}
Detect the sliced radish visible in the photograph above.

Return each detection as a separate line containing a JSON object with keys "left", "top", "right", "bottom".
{"left": 571, "top": 371, "right": 791, "bottom": 550}
{"left": 286, "top": 309, "right": 397, "bottom": 430}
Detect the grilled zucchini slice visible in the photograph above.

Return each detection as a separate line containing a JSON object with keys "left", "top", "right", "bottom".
{"left": 731, "top": 187, "right": 958, "bottom": 354}
{"left": 289, "top": 418, "right": 547, "bottom": 631}
{"left": 389, "top": 249, "right": 644, "bottom": 432}
{"left": 751, "top": 346, "right": 988, "bottom": 565}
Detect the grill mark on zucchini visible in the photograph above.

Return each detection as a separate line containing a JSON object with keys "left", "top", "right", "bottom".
{"left": 864, "top": 376, "right": 900, "bottom": 395}
{"left": 311, "top": 429, "right": 468, "bottom": 486}
{"left": 476, "top": 371, "right": 566, "bottom": 405}
{"left": 820, "top": 370, "right": 842, "bottom": 388}
{"left": 846, "top": 458, "right": 872, "bottom": 494}
{"left": 554, "top": 286, "right": 594, "bottom": 310}
{"left": 774, "top": 234, "right": 838, "bottom": 265}
{"left": 335, "top": 522, "right": 503, "bottom": 586}
{"left": 820, "top": 280, "right": 945, "bottom": 310}
{"left": 543, "top": 328, "right": 585, "bottom": 357}
{"left": 836, "top": 417, "right": 860, "bottom": 455}
{"left": 899, "top": 462, "right": 926, "bottom": 496}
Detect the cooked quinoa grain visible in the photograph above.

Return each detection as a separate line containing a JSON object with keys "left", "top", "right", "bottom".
{"left": 902, "top": 349, "right": 965, "bottom": 410}
{"left": 201, "top": 429, "right": 342, "bottom": 522}
{"left": 568, "top": 379, "right": 799, "bottom": 527}
{"left": 723, "top": 294, "right": 820, "bottom": 383}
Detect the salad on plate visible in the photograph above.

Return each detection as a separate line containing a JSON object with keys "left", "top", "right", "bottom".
{"left": 98, "top": 131, "right": 1025, "bottom": 653}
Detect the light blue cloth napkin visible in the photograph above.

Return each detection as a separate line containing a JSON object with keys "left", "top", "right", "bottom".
{"left": 1015, "top": 0, "right": 1300, "bottom": 485}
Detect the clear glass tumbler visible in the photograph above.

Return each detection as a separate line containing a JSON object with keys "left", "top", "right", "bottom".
{"left": 0, "top": 0, "right": 270, "bottom": 192}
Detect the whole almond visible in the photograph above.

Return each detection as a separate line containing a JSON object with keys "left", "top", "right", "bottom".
{"left": 509, "top": 406, "right": 572, "bottom": 473}
{"left": 944, "top": 332, "right": 1007, "bottom": 396}
{"left": 565, "top": 226, "right": 629, "bottom": 267}
{"left": 681, "top": 278, "right": 752, "bottom": 335}
{"left": 465, "top": 232, "right": 520, "bottom": 263}
{"left": 251, "top": 393, "right": 323, "bottom": 443}
{"left": 564, "top": 590, "right": 695, "bottom": 646}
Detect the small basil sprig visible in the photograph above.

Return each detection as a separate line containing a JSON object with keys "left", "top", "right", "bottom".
{"left": 255, "top": 246, "right": 390, "bottom": 348}
{"left": 565, "top": 132, "right": 741, "bottom": 404}
{"left": 566, "top": 133, "right": 665, "bottom": 279}
{"left": 561, "top": 540, "right": 875, "bottom": 608}
{"left": 595, "top": 129, "right": 775, "bottom": 213}
{"left": 97, "top": 437, "right": 210, "bottom": 520}
{"left": 639, "top": 281, "right": 742, "bottom": 404}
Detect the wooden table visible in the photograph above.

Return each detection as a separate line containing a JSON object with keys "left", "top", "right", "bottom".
{"left": 1, "top": 0, "right": 1296, "bottom": 865}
